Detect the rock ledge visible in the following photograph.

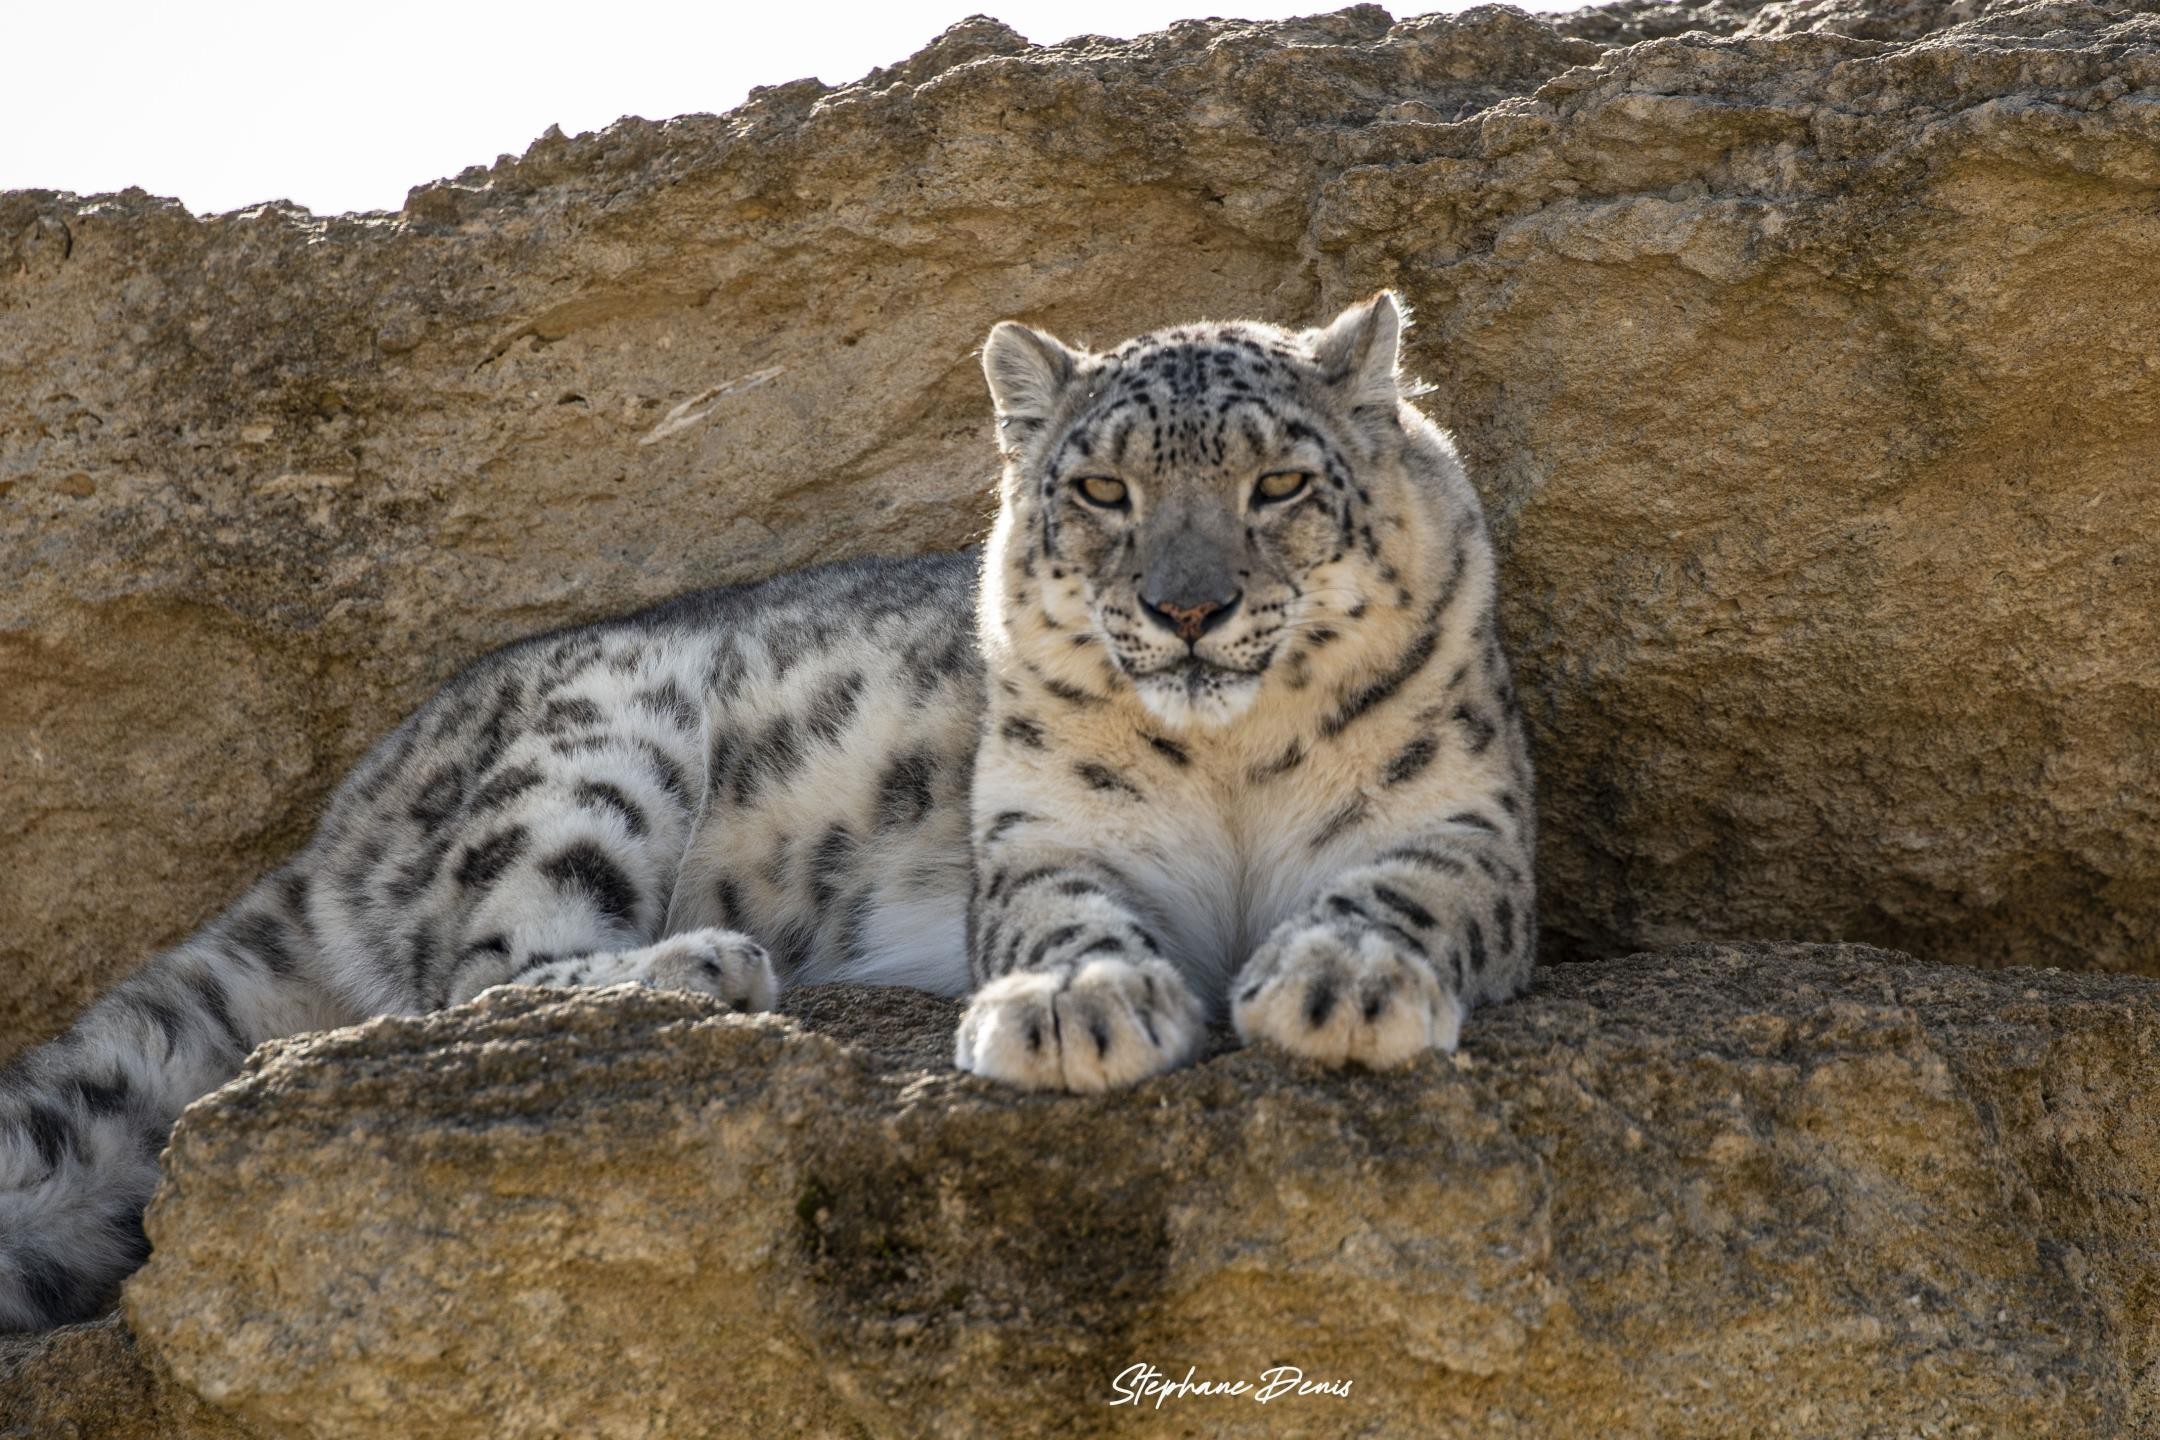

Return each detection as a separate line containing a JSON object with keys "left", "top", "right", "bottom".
{"left": 6, "top": 943, "right": 2151, "bottom": 1438}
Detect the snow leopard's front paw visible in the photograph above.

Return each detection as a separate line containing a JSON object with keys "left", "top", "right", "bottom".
{"left": 514, "top": 927, "right": 778, "bottom": 1013}
{"left": 1234, "top": 910, "right": 1460, "bottom": 1068}
{"left": 954, "top": 956, "right": 1203, "bottom": 1093}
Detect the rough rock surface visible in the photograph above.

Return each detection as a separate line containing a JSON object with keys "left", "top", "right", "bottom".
{"left": 0, "top": 946, "right": 2099, "bottom": 1437}
{"left": 0, "top": 1315, "right": 248, "bottom": 1440}
{"left": 5, "top": 1, "right": 2159, "bottom": 1058}
{"left": 1551, "top": 0, "right": 2008, "bottom": 44}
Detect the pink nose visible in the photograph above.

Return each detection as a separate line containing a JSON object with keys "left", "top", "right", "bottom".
{"left": 1143, "top": 593, "right": 1241, "bottom": 642}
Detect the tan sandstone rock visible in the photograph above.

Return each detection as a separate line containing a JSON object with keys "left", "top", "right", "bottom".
{"left": 70, "top": 945, "right": 2148, "bottom": 1438}
{"left": 0, "top": 1314, "right": 247, "bottom": 1440}
{"left": 5, "top": 3, "right": 2159, "bottom": 1060}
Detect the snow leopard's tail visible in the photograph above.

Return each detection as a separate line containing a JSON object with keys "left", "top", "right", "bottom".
{"left": 0, "top": 864, "right": 352, "bottom": 1330}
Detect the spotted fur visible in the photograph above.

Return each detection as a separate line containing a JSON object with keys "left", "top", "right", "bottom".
{"left": 0, "top": 294, "right": 1533, "bottom": 1330}
{"left": 959, "top": 293, "right": 1534, "bottom": 1088}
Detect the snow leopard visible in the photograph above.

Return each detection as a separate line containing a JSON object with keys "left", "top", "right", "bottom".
{"left": 0, "top": 293, "right": 1535, "bottom": 1330}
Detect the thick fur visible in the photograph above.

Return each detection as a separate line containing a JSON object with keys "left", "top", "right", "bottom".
{"left": 0, "top": 295, "right": 1534, "bottom": 1330}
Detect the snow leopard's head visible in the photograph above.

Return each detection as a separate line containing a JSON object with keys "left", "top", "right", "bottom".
{"left": 980, "top": 292, "right": 1465, "bottom": 730}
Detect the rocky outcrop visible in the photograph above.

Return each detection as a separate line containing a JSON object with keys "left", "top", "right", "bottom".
{"left": 7, "top": 4, "right": 2159, "bottom": 1434}
{"left": 0, "top": 1316, "right": 246, "bottom": 1440}
{"left": 5, "top": 1, "right": 2159, "bottom": 1059}
{"left": 0, "top": 949, "right": 2101, "bottom": 1434}
{"left": 1553, "top": 0, "right": 2006, "bottom": 43}
{"left": 9, "top": 947, "right": 2153, "bottom": 1438}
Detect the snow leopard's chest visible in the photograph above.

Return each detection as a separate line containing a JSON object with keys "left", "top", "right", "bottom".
{"left": 967, "top": 699, "right": 1427, "bottom": 995}
{"left": 1074, "top": 747, "right": 1398, "bottom": 991}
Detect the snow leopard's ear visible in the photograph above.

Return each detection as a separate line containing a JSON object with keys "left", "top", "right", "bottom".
{"left": 982, "top": 321, "right": 1082, "bottom": 438}
{"left": 1310, "top": 291, "right": 1407, "bottom": 411}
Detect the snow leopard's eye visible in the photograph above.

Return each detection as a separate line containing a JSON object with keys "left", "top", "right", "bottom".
{"left": 1074, "top": 475, "right": 1129, "bottom": 509}
{"left": 1252, "top": 470, "right": 1311, "bottom": 505}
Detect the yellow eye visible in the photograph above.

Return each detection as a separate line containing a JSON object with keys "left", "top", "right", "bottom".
{"left": 1076, "top": 475, "right": 1129, "bottom": 507}
{"left": 1254, "top": 470, "right": 1310, "bottom": 504}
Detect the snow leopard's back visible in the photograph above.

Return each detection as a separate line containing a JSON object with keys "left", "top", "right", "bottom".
{"left": 317, "top": 547, "right": 986, "bottom": 1010}
{"left": 0, "top": 548, "right": 983, "bottom": 1328}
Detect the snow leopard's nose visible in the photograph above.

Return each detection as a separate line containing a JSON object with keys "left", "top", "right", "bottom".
{"left": 1141, "top": 589, "right": 1242, "bottom": 643}
{"left": 1138, "top": 512, "right": 1244, "bottom": 642}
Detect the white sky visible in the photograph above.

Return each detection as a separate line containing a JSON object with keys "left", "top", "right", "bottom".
{"left": 3, "top": 0, "right": 1579, "bottom": 217}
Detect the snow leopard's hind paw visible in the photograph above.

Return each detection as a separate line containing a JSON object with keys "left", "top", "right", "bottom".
{"left": 509, "top": 926, "right": 778, "bottom": 1013}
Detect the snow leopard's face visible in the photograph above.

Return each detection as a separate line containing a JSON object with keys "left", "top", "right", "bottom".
{"left": 982, "top": 295, "right": 1429, "bottom": 729}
